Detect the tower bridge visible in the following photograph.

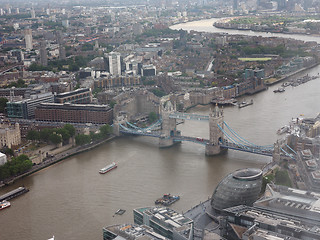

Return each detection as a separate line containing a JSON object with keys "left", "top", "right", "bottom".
{"left": 113, "top": 101, "right": 287, "bottom": 157}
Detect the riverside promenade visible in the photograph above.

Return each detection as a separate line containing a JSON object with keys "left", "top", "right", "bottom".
{"left": 0, "top": 135, "right": 116, "bottom": 188}
{"left": 264, "top": 63, "right": 320, "bottom": 86}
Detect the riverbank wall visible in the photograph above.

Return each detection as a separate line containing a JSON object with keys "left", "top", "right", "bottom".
{"left": 0, "top": 135, "right": 116, "bottom": 188}
{"left": 264, "top": 63, "right": 320, "bottom": 86}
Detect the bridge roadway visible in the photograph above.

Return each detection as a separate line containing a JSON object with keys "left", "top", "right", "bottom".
{"left": 120, "top": 129, "right": 162, "bottom": 138}
{"left": 219, "top": 141, "right": 273, "bottom": 156}
{"left": 169, "top": 112, "right": 209, "bottom": 121}
{"left": 120, "top": 127, "right": 210, "bottom": 145}
{"left": 173, "top": 136, "right": 209, "bottom": 145}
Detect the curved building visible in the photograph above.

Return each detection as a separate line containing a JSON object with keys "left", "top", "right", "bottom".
{"left": 210, "top": 168, "right": 262, "bottom": 212}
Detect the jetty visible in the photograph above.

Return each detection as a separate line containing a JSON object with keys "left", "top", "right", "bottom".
{"left": 0, "top": 186, "right": 29, "bottom": 201}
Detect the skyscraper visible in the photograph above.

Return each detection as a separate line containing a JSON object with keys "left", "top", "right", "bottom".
{"left": 233, "top": 0, "right": 238, "bottom": 10}
{"left": 40, "top": 41, "right": 48, "bottom": 66}
{"left": 30, "top": 8, "right": 36, "bottom": 18}
{"left": 56, "top": 31, "right": 66, "bottom": 60}
{"left": 108, "top": 52, "right": 121, "bottom": 76}
{"left": 25, "top": 29, "right": 33, "bottom": 50}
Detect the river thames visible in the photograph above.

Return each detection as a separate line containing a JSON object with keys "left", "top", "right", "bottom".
{"left": 1, "top": 20, "right": 320, "bottom": 240}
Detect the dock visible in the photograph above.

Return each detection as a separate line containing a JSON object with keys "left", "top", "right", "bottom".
{"left": 0, "top": 186, "right": 29, "bottom": 201}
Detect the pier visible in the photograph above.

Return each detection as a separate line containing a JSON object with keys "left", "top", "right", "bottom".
{"left": 0, "top": 187, "right": 29, "bottom": 201}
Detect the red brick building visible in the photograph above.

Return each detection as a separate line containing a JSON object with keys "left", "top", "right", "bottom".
{"left": 35, "top": 103, "right": 113, "bottom": 125}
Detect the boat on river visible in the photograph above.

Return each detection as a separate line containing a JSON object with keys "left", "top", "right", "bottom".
{"left": 0, "top": 200, "right": 11, "bottom": 210}
{"left": 238, "top": 99, "right": 253, "bottom": 108}
{"left": 273, "top": 87, "right": 285, "bottom": 93}
{"left": 155, "top": 194, "right": 180, "bottom": 206}
{"left": 277, "top": 126, "right": 289, "bottom": 135}
{"left": 99, "top": 162, "right": 117, "bottom": 174}
{"left": 211, "top": 97, "right": 237, "bottom": 106}
{"left": 115, "top": 209, "right": 126, "bottom": 215}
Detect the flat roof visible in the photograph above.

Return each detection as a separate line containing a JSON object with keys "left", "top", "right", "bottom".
{"left": 55, "top": 88, "right": 90, "bottom": 98}
{"left": 37, "top": 102, "right": 111, "bottom": 111}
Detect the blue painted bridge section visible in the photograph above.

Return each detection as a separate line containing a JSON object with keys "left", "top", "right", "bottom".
{"left": 219, "top": 140, "right": 273, "bottom": 156}
{"left": 118, "top": 112, "right": 278, "bottom": 157}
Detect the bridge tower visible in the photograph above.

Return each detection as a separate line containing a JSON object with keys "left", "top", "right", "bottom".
{"left": 159, "top": 101, "right": 179, "bottom": 147}
{"left": 205, "top": 104, "right": 226, "bottom": 156}
{"left": 113, "top": 115, "right": 128, "bottom": 136}
{"left": 272, "top": 140, "right": 281, "bottom": 163}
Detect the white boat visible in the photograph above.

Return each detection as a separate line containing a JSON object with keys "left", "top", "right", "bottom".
{"left": 277, "top": 126, "right": 289, "bottom": 135}
{"left": 273, "top": 87, "right": 285, "bottom": 93}
{"left": 0, "top": 200, "right": 11, "bottom": 210}
{"left": 99, "top": 162, "right": 117, "bottom": 174}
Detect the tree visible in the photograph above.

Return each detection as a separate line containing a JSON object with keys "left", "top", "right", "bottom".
{"left": 151, "top": 88, "right": 166, "bottom": 97}
{"left": 81, "top": 43, "right": 94, "bottom": 51}
{"left": 109, "top": 100, "right": 116, "bottom": 108}
{"left": 0, "top": 97, "right": 8, "bottom": 113}
{"left": 40, "top": 128, "right": 53, "bottom": 142}
{"left": 57, "top": 128, "right": 70, "bottom": 142}
{"left": 148, "top": 112, "right": 158, "bottom": 123}
{"left": 275, "top": 169, "right": 292, "bottom": 187}
{"left": 0, "top": 154, "right": 32, "bottom": 181}
{"left": 26, "top": 130, "right": 40, "bottom": 141}
{"left": 99, "top": 124, "right": 112, "bottom": 136}
{"left": 49, "top": 133, "right": 62, "bottom": 145}
{"left": 64, "top": 124, "right": 76, "bottom": 137}
{"left": 1, "top": 147, "right": 14, "bottom": 156}
{"left": 75, "top": 134, "right": 91, "bottom": 145}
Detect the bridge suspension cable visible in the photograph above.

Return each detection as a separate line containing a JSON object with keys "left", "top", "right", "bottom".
{"left": 223, "top": 121, "right": 274, "bottom": 149}
{"left": 217, "top": 124, "right": 252, "bottom": 150}
{"left": 280, "top": 147, "right": 295, "bottom": 160}
{"left": 217, "top": 123, "right": 274, "bottom": 155}
{"left": 285, "top": 144, "right": 297, "bottom": 155}
{"left": 125, "top": 118, "right": 162, "bottom": 131}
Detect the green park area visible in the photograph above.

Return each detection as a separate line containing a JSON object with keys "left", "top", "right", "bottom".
{"left": 238, "top": 57, "right": 272, "bottom": 62}
{"left": 261, "top": 167, "right": 292, "bottom": 193}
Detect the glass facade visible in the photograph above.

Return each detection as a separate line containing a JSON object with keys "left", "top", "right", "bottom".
{"left": 211, "top": 168, "right": 263, "bottom": 211}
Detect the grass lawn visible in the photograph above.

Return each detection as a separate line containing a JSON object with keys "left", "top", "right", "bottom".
{"left": 238, "top": 57, "right": 272, "bottom": 62}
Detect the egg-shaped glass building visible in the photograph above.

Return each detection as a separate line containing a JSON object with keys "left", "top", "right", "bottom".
{"left": 210, "top": 168, "right": 263, "bottom": 212}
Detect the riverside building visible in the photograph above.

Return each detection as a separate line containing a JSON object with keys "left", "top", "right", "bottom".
{"left": 7, "top": 92, "right": 54, "bottom": 119}
{"left": 133, "top": 207, "right": 193, "bottom": 240}
{"left": 103, "top": 223, "right": 168, "bottom": 240}
{"left": 220, "top": 184, "right": 320, "bottom": 239}
{"left": 102, "top": 168, "right": 320, "bottom": 240}
{"left": 35, "top": 103, "right": 113, "bottom": 125}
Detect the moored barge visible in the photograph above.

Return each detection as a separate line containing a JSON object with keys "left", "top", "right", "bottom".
{"left": 0, "top": 186, "right": 29, "bottom": 202}
{"left": 155, "top": 194, "right": 180, "bottom": 206}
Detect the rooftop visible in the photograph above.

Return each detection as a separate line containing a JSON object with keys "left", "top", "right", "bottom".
{"left": 232, "top": 168, "right": 262, "bottom": 181}
{"left": 104, "top": 224, "right": 168, "bottom": 240}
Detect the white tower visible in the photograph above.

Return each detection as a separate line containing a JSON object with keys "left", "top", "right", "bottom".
{"left": 31, "top": 8, "right": 36, "bottom": 18}
{"left": 25, "top": 29, "right": 33, "bottom": 50}
{"left": 108, "top": 52, "right": 121, "bottom": 76}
